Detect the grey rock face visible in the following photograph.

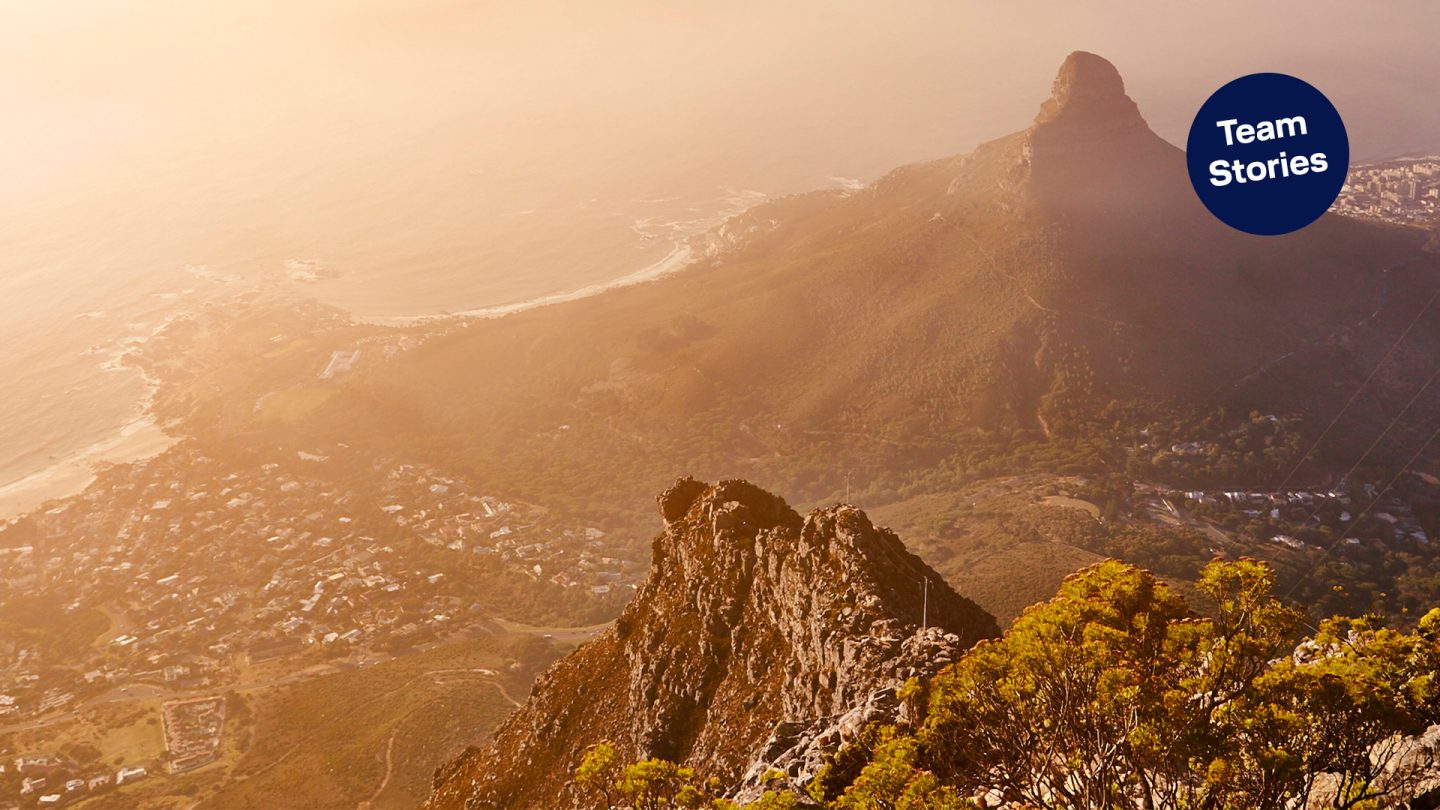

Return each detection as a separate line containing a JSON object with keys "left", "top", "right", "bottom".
{"left": 427, "top": 478, "right": 997, "bottom": 809}
{"left": 731, "top": 626, "right": 970, "bottom": 804}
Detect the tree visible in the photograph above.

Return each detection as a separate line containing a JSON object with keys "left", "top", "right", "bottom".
{"left": 1222, "top": 609, "right": 1440, "bottom": 808}
{"left": 576, "top": 741, "right": 621, "bottom": 809}
{"left": 906, "top": 561, "right": 1435, "bottom": 809}
{"left": 616, "top": 759, "right": 708, "bottom": 810}
{"left": 834, "top": 726, "right": 972, "bottom": 810}
{"left": 572, "top": 564, "right": 1440, "bottom": 809}
{"left": 574, "top": 742, "right": 793, "bottom": 809}
{"left": 919, "top": 560, "right": 1206, "bottom": 807}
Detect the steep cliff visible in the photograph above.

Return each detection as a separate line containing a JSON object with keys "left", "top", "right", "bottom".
{"left": 426, "top": 478, "right": 997, "bottom": 808}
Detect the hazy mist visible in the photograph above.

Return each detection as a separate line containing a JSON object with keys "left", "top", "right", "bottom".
{"left": 1, "top": 0, "right": 1438, "bottom": 509}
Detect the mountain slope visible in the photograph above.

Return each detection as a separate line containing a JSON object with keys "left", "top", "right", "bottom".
{"left": 315, "top": 52, "right": 1436, "bottom": 526}
{"left": 424, "top": 478, "right": 997, "bottom": 808}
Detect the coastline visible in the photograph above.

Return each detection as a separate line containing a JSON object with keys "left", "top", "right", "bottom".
{"left": 362, "top": 241, "right": 698, "bottom": 328}
{"left": 355, "top": 185, "right": 769, "bottom": 327}
{"left": 0, "top": 312, "right": 186, "bottom": 522}
{"left": 0, "top": 190, "right": 765, "bottom": 523}
{"left": 456, "top": 242, "right": 697, "bottom": 320}
{"left": 0, "top": 244, "right": 698, "bottom": 521}
{"left": 0, "top": 413, "right": 177, "bottom": 520}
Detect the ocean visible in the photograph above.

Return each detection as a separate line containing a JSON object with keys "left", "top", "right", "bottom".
{"left": 0, "top": 141, "right": 816, "bottom": 519}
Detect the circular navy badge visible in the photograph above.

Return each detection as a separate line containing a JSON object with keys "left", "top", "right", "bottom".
{"left": 1186, "top": 73, "right": 1348, "bottom": 236}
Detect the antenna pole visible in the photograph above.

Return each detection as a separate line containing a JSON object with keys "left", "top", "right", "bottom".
{"left": 922, "top": 577, "right": 929, "bottom": 630}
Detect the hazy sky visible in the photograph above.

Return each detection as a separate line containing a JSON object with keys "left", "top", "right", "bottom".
{"left": 1, "top": 0, "right": 1438, "bottom": 316}
{"left": 3, "top": 0, "right": 1438, "bottom": 209}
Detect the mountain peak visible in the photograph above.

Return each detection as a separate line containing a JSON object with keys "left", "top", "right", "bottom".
{"left": 1024, "top": 51, "right": 1173, "bottom": 212}
{"left": 1033, "top": 50, "right": 1145, "bottom": 131}
{"left": 427, "top": 478, "right": 998, "bottom": 808}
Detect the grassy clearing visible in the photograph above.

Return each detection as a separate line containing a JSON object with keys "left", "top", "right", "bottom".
{"left": 1040, "top": 494, "right": 1101, "bottom": 519}
{"left": 256, "top": 386, "right": 337, "bottom": 423}
{"left": 192, "top": 634, "right": 556, "bottom": 810}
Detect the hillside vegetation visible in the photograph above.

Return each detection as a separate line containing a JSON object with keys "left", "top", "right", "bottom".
{"left": 59, "top": 633, "right": 561, "bottom": 810}
{"left": 199, "top": 635, "right": 555, "bottom": 810}
{"left": 291, "top": 53, "right": 1437, "bottom": 575}
{"left": 575, "top": 560, "right": 1440, "bottom": 809}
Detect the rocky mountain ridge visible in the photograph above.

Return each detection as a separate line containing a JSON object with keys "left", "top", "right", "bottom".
{"left": 425, "top": 478, "right": 997, "bottom": 808}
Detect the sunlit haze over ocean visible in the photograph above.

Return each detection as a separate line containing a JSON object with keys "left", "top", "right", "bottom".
{"left": 3, "top": 0, "right": 1439, "bottom": 517}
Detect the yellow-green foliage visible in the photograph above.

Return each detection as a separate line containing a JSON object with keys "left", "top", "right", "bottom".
{"left": 575, "top": 740, "right": 797, "bottom": 809}
{"left": 832, "top": 727, "right": 972, "bottom": 810}
{"left": 911, "top": 560, "right": 1440, "bottom": 809}
{"left": 574, "top": 562, "right": 1440, "bottom": 810}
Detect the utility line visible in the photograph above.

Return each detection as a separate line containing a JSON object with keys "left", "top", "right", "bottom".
{"left": 1272, "top": 277, "right": 1440, "bottom": 494}
{"left": 1278, "top": 358, "right": 1440, "bottom": 598}
{"left": 1283, "top": 414, "right": 1440, "bottom": 600}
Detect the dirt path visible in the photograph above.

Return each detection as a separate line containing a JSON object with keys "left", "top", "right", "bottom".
{"left": 357, "top": 729, "right": 399, "bottom": 810}
{"left": 354, "top": 674, "right": 518, "bottom": 810}
{"left": 492, "top": 680, "right": 523, "bottom": 709}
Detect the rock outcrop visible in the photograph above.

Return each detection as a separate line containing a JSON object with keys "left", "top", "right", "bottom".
{"left": 425, "top": 478, "right": 998, "bottom": 809}
{"left": 1031, "top": 50, "right": 1146, "bottom": 137}
{"left": 729, "top": 625, "right": 967, "bottom": 805}
{"left": 1024, "top": 51, "right": 1175, "bottom": 213}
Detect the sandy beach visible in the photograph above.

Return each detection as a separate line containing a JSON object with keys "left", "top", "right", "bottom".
{"left": 0, "top": 415, "right": 177, "bottom": 520}
{"left": 364, "top": 241, "right": 700, "bottom": 328}
{"left": 455, "top": 243, "right": 697, "bottom": 320}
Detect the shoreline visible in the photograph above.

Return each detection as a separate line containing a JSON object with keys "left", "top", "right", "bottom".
{"left": 0, "top": 241, "right": 700, "bottom": 522}
{"left": 361, "top": 241, "right": 698, "bottom": 327}
{"left": 0, "top": 413, "right": 178, "bottom": 521}
{"left": 0, "top": 310, "right": 183, "bottom": 522}
{"left": 357, "top": 186, "right": 767, "bottom": 328}
{"left": 0, "top": 244, "right": 698, "bottom": 521}
{"left": 0, "top": 189, "right": 765, "bottom": 522}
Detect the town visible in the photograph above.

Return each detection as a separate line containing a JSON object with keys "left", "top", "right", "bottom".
{"left": 1121, "top": 415, "right": 1435, "bottom": 558}
{"left": 1139, "top": 479, "right": 1432, "bottom": 552}
{"left": 0, "top": 439, "right": 640, "bottom": 807}
{"left": 1334, "top": 155, "right": 1440, "bottom": 227}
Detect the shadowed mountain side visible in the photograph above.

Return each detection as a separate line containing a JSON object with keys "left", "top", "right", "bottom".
{"left": 310, "top": 52, "right": 1433, "bottom": 526}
